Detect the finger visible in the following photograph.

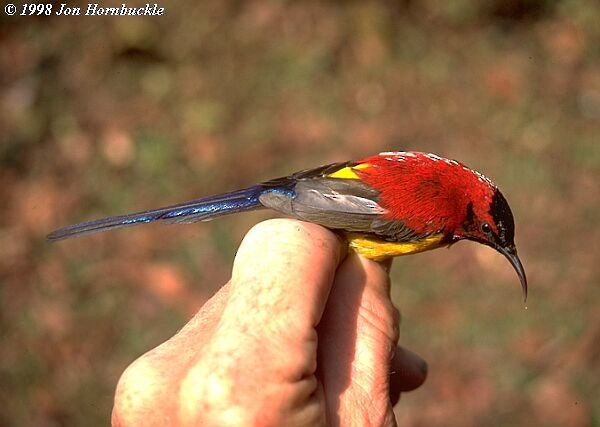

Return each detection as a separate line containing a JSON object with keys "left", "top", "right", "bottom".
{"left": 318, "top": 252, "right": 399, "bottom": 427}
{"left": 222, "top": 218, "right": 345, "bottom": 345}
{"left": 378, "top": 257, "right": 394, "bottom": 274}
{"left": 178, "top": 219, "right": 346, "bottom": 425}
{"left": 389, "top": 346, "right": 428, "bottom": 405}
{"left": 112, "top": 274, "right": 233, "bottom": 427}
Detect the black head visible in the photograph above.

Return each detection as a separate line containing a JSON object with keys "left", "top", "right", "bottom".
{"left": 461, "top": 189, "right": 528, "bottom": 301}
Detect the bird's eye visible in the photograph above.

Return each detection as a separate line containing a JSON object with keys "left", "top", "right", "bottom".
{"left": 481, "top": 223, "right": 492, "bottom": 234}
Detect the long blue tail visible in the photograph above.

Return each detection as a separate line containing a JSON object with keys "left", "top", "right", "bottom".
{"left": 47, "top": 186, "right": 265, "bottom": 241}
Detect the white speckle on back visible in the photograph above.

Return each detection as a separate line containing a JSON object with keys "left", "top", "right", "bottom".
{"left": 473, "top": 170, "right": 495, "bottom": 186}
{"left": 379, "top": 151, "right": 408, "bottom": 162}
{"left": 377, "top": 152, "right": 497, "bottom": 188}
{"left": 425, "top": 153, "right": 443, "bottom": 161}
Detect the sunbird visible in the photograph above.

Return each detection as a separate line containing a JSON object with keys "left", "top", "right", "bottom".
{"left": 48, "top": 151, "right": 527, "bottom": 300}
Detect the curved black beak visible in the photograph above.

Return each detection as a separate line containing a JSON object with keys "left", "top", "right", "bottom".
{"left": 496, "top": 245, "right": 528, "bottom": 302}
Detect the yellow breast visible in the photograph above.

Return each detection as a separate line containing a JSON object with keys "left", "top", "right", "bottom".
{"left": 347, "top": 233, "right": 446, "bottom": 261}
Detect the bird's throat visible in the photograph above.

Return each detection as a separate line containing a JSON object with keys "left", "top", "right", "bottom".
{"left": 347, "top": 233, "right": 446, "bottom": 261}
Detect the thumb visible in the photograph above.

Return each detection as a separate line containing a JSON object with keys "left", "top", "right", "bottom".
{"left": 318, "top": 253, "right": 400, "bottom": 427}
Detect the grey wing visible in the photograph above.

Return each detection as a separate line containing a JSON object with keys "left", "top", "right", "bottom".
{"left": 259, "top": 178, "right": 418, "bottom": 241}
{"left": 259, "top": 178, "right": 383, "bottom": 232}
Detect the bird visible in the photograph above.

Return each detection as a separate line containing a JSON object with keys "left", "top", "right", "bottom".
{"left": 48, "top": 151, "right": 527, "bottom": 300}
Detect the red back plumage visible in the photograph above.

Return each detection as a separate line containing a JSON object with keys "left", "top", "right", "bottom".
{"left": 354, "top": 152, "right": 498, "bottom": 235}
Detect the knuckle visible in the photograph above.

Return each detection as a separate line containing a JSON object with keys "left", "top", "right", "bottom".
{"left": 113, "top": 359, "right": 161, "bottom": 425}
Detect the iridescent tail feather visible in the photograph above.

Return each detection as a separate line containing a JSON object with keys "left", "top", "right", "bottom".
{"left": 46, "top": 186, "right": 264, "bottom": 241}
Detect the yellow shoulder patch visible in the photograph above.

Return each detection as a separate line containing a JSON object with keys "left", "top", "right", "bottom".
{"left": 347, "top": 233, "right": 445, "bottom": 261}
{"left": 327, "top": 163, "right": 370, "bottom": 180}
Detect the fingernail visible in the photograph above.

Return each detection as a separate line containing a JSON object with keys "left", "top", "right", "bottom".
{"left": 414, "top": 352, "right": 428, "bottom": 378}
{"left": 403, "top": 348, "right": 428, "bottom": 379}
{"left": 391, "top": 347, "right": 429, "bottom": 393}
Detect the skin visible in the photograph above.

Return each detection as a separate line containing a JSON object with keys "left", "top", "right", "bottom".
{"left": 111, "top": 219, "right": 427, "bottom": 427}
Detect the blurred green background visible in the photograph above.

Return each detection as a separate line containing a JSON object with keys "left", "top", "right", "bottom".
{"left": 1, "top": 0, "right": 599, "bottom": 426}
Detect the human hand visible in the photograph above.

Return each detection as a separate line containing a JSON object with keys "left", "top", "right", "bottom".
{"left": 112, "top": 219, "right": 427, "bottom": 427}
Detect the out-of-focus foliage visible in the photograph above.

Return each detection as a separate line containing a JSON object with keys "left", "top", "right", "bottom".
{"left": 1, "top": 1, "right": 599, "bottom": 426}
